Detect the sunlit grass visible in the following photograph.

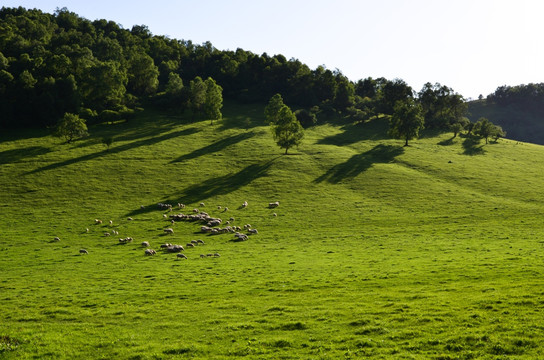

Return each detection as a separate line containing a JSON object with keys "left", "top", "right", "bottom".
{"left": 1, "top": 102, "right": 543, "bottom": 359}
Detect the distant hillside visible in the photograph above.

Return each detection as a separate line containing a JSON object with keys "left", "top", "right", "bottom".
{"left": 468, "top": 83, "right": 544, "bottom": 145}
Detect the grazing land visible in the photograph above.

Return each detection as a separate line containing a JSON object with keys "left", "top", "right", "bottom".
{"left": 1, "top": 102, "right": 544, "bottom": 359}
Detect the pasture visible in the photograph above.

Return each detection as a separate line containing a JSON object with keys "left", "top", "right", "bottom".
{"left": 1, "top": 102, "right": 543, "bottom": 359}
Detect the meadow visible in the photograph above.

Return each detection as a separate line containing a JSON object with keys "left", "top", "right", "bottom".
{"left": 1, "top": 102, "right": 544, "bottom": 359}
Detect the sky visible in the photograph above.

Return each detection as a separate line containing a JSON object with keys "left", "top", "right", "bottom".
{"left": 3, "top": 0, "right": 544, "bottom": 99}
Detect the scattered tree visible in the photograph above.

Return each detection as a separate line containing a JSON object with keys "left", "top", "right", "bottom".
{"left": 272, "top": 105, "right": 304, "bottom": 154}
{"left": 204, "top": 77, "right": 223, "bottom": 124}
{"left": 101, "top": 136, "right": 114, "bottom": 150}
{"left": 54, "top": 113, "right": 89, "bottom": 143}
{"left": 189, "top": 76, "right": 206, "bottom": 118}
{"left": 473, "top": 117, "right": 495, "bottom": 144}
{"left": 265, "top": 93, "right": 285, "bottom": 124}
{"left": 388, "top": 99, "right": 424, "bottom": 146}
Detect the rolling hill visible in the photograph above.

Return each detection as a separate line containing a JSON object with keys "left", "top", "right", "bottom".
{"left": 1, "top": 102, "right": 544, "bottom": 359}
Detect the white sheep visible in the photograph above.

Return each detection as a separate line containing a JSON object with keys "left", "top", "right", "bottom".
{"left": 268, "top": 201, "right": 280, "bottom": 208}
{"left": 242, "top": 201, "right": 248, "bottom": 208}
{"left": 145, "top": 248, "right": 156, "bottom": 255}
{"left": 141, "top": 241, "right": 150, "bottom": 247}
{"left": 177, "top": 253, "right": 188, "bottom": 259}
{"left": 53, "top": 237, "right": 60, "bottom": 242}
{"left": 164, "top": 228, "right": 174, "bottom": 234}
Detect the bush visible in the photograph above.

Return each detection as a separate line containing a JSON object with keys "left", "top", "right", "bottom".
{"left": 294, "top": 109, "right": 317, "bottom": 128}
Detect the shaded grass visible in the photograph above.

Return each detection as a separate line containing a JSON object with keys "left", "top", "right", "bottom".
{"left": 1, "top": 102, "right": 544, "bottom": 359}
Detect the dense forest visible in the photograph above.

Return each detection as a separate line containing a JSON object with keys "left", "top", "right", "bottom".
{"left": 1, "top": 6, "right": 499, "bottom": 142}
{"left": 467, "top": 83, "right": 544, "bottom": 144}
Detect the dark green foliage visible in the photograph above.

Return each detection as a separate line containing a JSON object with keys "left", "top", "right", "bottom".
{"left": 54, "top": 112, "right": 88, "bottom": 142}
{"left": 0, "top": 6, "right": 472, "bottom": 131}
{"left": 272, "top": 105, "right": 304, "bottom": 154}
{"left": 264, "top": 93, "right": 285, "bottom": 124}
{"left": 389, "top": 99, "right": 424, "bottom": 146}
{"left": 418, "top": 82, "right": 467, "bottom": 129}
{"left": 294, "top": 108, "right": 317, "bottom": 128}
{"left": 101, "top": 136, "right": 114, "bottom": 150}
{"left": 473, "top": 117, "right": 503, "bottom": 144}
{"left": 204, "top": 77, "right": 223, "bottom": 123}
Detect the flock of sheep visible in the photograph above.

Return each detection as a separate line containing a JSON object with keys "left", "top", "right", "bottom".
{"left": 70, "top": 200, "right": 280, "bottom": 260}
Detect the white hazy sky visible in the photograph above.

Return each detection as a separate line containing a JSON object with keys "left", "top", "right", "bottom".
{"left": 3, "top": 0, "right": 544, "bottom": 99}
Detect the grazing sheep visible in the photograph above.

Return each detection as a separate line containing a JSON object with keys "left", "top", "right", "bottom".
{"left": 229, "top": 217, "right": 235, "bottom": 221}
{"left": 140, "top": 205, "right": 145, "bottom": 210}
{"left": 200, "top": 254, "right": 206, "bottom": 258}
{"left": 200, "top": 202, "right": 205, "bottom": 207}
{"left": 95, "top": 219, "right": 102, "bottom": 224}
{"left": 141, "top": 241, "right": 150, "bottom": 247}
{"left": 213, "top": 253, "right": 220, "bottom": 257}
{"left": 273, "top": 213, "right": 277, "bottom": 217}
{"left": 197, "top": 239, "right": 205, "bottom": 244}
{"left": 217, "top": 205, "right": 222, "bottom": 210}
{"left": 242, "top": 201, "right": 248, "bottom": 208}
{"left": 223, "top": 207, "right": 228, "bottom": 212}
{"left": 178, "top": 203, "right": 185, "bottom": 209}
{"left": 207, "top": 253, "right": 214, "bottom": 257}
{"left": 145, "top": 248, "right": 156, "bottom": 256}
{"left": 244, "top": 224, "right": 252, "bottom": 229}
{"left": 191, "top": 240, "right": 198, "bottom": 244}
{"left": 164, "top": 228, "right": 174, "bottom": 234}
{"left": 53, "top": 237, "right": 60, "bottom": 242}
{"left": 109, "top": 220, "right": 113, "bottom": 225}
{"left": 104, "top": 232, "right": 111, "bottom": 237}
{"left": 177, "top": 253, "right": 188, "bottom": 259}
{"left": 166, "top": 245, "right": 184, "bottom": 253}
{"left": 79, "top": 249, "right": 88, "bottom": 255}
{"left": 127, "top": 217, "right": 134, "bottom": 221}
{"left": 268, "top": 201, "right": 280, "bottom": 208}
{"left": 193, "top": 208, "right": 199, "bottom": 213}
{"left": 186, "top": 243, "right": 195, "bottom": 248}
{"left": 86, "top": 228, "right": 89, "bottom": 233}
{"left": 248, "top": 228, "right": 258, "bottom": 234}
{"left": 160, "top": 243, "right": 172, "bottom": 248}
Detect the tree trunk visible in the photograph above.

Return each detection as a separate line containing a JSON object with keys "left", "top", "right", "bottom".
{"left": 404, "top": 138, "right": 409, "bottom": 147}
{"left": 285, "top": 147, "right": 288, "bottom": 155}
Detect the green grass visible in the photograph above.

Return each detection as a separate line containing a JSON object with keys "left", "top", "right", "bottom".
{"left": 1, "top": 101, "right": 544, "bottom": 359}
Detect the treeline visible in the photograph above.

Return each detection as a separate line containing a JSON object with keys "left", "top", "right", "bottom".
{"left": 1, "top": 6, "right": 469, "bottom": 132}
{"left": 487, "top": 83, "right": 544, "bottom": 112}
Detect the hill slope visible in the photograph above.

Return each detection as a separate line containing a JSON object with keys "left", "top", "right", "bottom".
{"left": 1, "top": 103, "right": 544, "bottom": 359}
{"left": 468, "top": 99, "right": 544, "bottom": 145}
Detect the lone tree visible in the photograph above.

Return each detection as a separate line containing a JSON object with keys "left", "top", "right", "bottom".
{"left": 54, "top": 113, "right": 88, "bottom": 143}
{"left": 388, "top": 99, "right": 424, "bottom": 146}
{"left": 204, "top": 77, "right": 223, "bottom": 124}
{"left": 272, "top": 105, "right": 304, "bottom": 154}
{"left": 264, "top": 93, "right": 285, "bottom": 124}
{"left": 474, "top": 117, "right": 503, "bottom": 144}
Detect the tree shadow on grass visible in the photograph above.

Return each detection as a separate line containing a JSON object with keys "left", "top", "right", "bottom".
{"left": 26, "top": 127, "right": 200, "bottom": 174}
{"left": 127, "top": 159, "right": 277, "bottom": 216}
{"left": 437, "top": 136, "right": 456, "bottom": 146}
{"left": 170, "top": 132, "right": 255, "bottom": 163}
{"left": 317, "top": 118, "right": 389, "bottom": 146}
{"left": 462, "top": 135, "right": 486, "bottom": 155}
{"left": 314, "top": 144, "right": 404, "bottom": 184}
{"left": 0, "top": 146, "right": 52, "bottom": 165}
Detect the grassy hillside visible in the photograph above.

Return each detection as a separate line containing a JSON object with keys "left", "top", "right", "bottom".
{"left": 468, "top": 99, "right": 544, "bottom": 145}
{"left": 1, "top": 102, "right": 544, "bottom": 359}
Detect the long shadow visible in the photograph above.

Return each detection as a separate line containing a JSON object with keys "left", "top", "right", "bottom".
{"left": 314, "top": 144, "right": 404, "bottom": 184}
{"left": 127, "top": 159, "right": 277, "bottom": 216}
{"left": 437, "top": 136, "right": 456, "bottom": 146}
{"left": 170, "top": 132, "right": 255, "bottom": 163}
{"left": 462, "top": 136, "right": 486, "bottom": 155}
{"left": 217, "top": 102, "right": 266, "bottom": 131}
{"left": 0, "top": 146, "right": 52, "bottom": 165}
{"left": 317, "top": 117, "right": 389, "bottom": 146}
{"left": 26, "top": 127, "right": 200, "bottom": 174}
